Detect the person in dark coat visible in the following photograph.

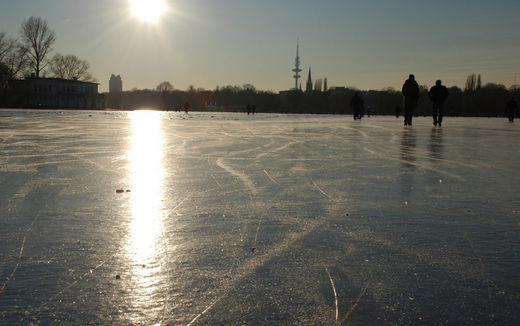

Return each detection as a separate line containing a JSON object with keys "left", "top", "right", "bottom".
{"left": 428, "top": 80, "right": 449, "bottom": 127}
{"left": 350, "top": 92, "right": 364, "bottom": 120}
{"left": 401, "top": 74, "right": 420, "bottom": 126}
{"left": 505, "top": 97, "right": 518, "bottom": 122}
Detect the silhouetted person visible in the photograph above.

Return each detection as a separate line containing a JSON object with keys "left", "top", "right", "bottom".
{"left": 402, "top": 74, "right": 419, "bottom": 126}
{"left": 184, "top": 101, "right": 189, "bottom": 114}
{"left": 246, "top": 104, "right": 251, "bottom": 115}
{"left": 428, "top": 80, "right": 449, "bottom": 127}
{"left": 395, "top": 106, "right": 401, "bottom": 118}
{"left": 505, "top": 97, "right": 517, "bottom": 122}
{"left": 350, "top": 92, "right": 364, "bottom": 120}
{"left": 252, "top": 105, "right": 256, "bottom": 115}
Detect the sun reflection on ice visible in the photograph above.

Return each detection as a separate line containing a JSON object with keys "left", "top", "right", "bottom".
{"left": 125, "top": 111, "right": 167, "bottom": 311}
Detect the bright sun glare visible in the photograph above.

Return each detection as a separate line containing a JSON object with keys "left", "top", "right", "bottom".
{"left": 130, "top": 0, "right": 167, "bottom": 23}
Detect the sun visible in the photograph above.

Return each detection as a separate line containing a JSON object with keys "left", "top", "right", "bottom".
{"left": 130, "top": 0, "right": 167, "bottom": 23}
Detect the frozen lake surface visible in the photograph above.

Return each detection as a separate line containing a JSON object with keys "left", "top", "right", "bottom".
{"left": 1, "top": 110, "right": 519, "bottom": 325}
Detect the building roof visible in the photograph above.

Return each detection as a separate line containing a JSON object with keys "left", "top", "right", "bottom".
{"left": 17, "top": 77, "right": 99, "bottom": 86}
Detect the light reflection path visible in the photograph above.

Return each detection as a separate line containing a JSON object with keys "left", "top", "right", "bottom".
{"left": 125, "top": 111, "right": 167, "bottom": 322}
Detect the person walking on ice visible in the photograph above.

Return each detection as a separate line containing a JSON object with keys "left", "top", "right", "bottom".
{"left": 428, "top": 80, "right": 449, "bottom": 127}
{"left": 401, "top": 74, "right": 420, "bottom": 126}
{"left": 505, "top": 97, "right": 518, "bottom": 122}
{"left": 350, "top": 92, "right": 364, "bottom": 120}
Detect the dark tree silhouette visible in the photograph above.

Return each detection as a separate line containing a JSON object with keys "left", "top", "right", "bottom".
{"left": 0, "top": 33, "right": 13, "bottom": 62}
{"left": 156, "top": 81, "right": 174, "bottom": 92}
{"left": 20, "top": 17, "right": 56, "bottom": 78}
{"left": 0, "top": 32, "right": 28, "bottom": 87}
{"left": 465, "top": 73, "right": 482, "bottom": 92}
{"left": 49, "top": 53, "right": 95, "bottom": 81}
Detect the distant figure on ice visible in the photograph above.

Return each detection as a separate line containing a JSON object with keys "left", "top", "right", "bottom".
{"left": 246, "top": 104, "right": 251, "bottom": 115}
{"left": 350, "top": 92, "right": 364, "bottom": 120}
{"left": 252, "top": 105, "right": 256, "bottom": 115}
{"left": 395, "top": 106, "right": 401, "bottom": 118}
{"left": 505, "top": 97, "right": 518, "bottom": 122}
{"left": 428, "top": 80, "right": 449, "bottom": 127}
{"left": 401, "top": 74, "right": 420, "bottom": 126}
{"left": 184, "top": 101, "right": 190, "bottom": 114}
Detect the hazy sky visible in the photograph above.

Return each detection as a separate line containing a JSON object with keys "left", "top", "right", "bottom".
{"left": 1, "top": 0, "right": 519, "bottom": 92}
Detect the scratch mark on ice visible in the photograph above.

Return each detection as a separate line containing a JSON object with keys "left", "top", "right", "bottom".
{"left": 216, "top": 157, "right": 256, "bottom": 195}
{"left": 187, "top": 297, "right": 222, "bottom": 326}
{"left": 253, "top": 213, "right": 264, "bottom": 249}
{"left": 325, "top": 267, "right": 339, "bottom": 322}
{"left": 0, "top": 213, "right": 40, "bottom": 294}
{"left": 263, "top": 169, "right": 279, "bottom": 185}
{"left": 311, "top": 178, "right": 331, "bottom": 199}
{"left": 340, "top": 285, "right": 367, "bottom": 325}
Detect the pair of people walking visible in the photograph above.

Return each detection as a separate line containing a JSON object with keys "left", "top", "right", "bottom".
{"left": 401, "top": 74, "right": 449, "bottom": 126}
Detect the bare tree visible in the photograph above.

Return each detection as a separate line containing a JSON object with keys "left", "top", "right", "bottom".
{"left": 49, "top": 53, "right": 95, "bottom": 81}
{"left": 0, "top": 33, "right": 13, "bottom": 62}
{"left": 465, "top": 73, "right": 476, "bottom": 92}
{"left": 0, "top": 32, "right": 28, "bottom": 87}
{"left": 465, "top": 73, "right": 482, "bottom": 92}
{"left": 242, "top": 83, "right": 256, "bottom": 92}
{"left": 20, "top": 17, "right": 56, "bottom": 78}
{"left": 156, "top": 81, "right": 173, "bottom": 92}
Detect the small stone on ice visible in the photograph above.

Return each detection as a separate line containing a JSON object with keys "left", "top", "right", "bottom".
{"left": 126, "top": 189, "right": 131, "bottom": 192}
{"left": 116, "top": 189, "right": 124, "bottom": 193}
{"left": 115, "top": 275, "right": 121, "bottom": 279}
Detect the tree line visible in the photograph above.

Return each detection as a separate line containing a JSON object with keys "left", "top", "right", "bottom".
{"left": 0, "top": 16, "right": 95, "bottom": 88}
{"left": 2, "top": 17, "right": 518, "bottom": 116}
{"left": 106, "top": 79, "right": 519, "bottom": 117}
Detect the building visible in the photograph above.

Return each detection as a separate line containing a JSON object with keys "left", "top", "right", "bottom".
{"left": 306, "top": 67, "right": 313, "bottom": 92}
{"left": 8, "top": 77, "right": 104, "bottom": 109}
{"left": 109, "top": 74, "right": 123, "bottom": 93}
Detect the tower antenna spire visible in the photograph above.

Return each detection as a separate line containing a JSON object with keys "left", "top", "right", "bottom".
{"left": 292, "top": 39, "right": 302, "bottom": 90}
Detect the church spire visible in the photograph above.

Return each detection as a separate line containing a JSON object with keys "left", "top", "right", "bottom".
{"left": 306, "top": 67, "right": 312, "bottom": 92}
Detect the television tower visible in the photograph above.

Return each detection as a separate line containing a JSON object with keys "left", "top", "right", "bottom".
{"left": 292, "top": 41, "right": 302, "bottom": 90}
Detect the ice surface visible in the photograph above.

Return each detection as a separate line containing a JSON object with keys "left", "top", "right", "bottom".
{"left": 1, "top": 110, "right": 519, "bottom": 325}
